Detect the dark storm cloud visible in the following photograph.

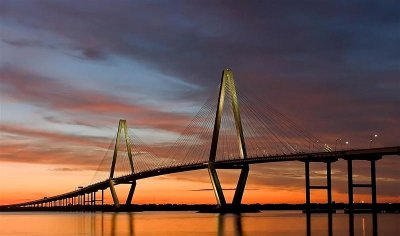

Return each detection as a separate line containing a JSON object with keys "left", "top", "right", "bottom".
{"left": 1, "top": 1, "right": 398, "bottom": 83}
{"left": 0, "top": 0, "right": 398, "bottom": 145}
{"left": 1, "top": 1, "right": 399, "bottom": 132}
{"left": 81, "top": 48, "right": 107, "bottom": 61}
{"left": 0, "top": 1, "right": 398, "bottom": 144}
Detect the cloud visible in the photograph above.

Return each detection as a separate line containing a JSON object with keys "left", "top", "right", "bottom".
{"left": 0, "top": 67, "right": 192, "bottom": 133}
{"left": 0, "top": 1, "right": 399, "bottom": 202}
{"left": 0, "top": 123, "right": 108, "bottom": 148}
{"left": 1, "top": 1, "right": 399, "bottom": 86}
{"left": 49, "top": 167, "right": 85, "bottom": 172}
{"left": 1, "top": 38, "right": 48, "bottom": 48}
{"left": 81, "top": 48, "right": 106, "bottom": 61}
{"left": 2, "top": 0, "right": 398, "bottom": 147}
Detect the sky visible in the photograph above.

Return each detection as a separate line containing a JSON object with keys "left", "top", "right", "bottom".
{"left": 0, "top": 1, "right": 399, "bottom": 205}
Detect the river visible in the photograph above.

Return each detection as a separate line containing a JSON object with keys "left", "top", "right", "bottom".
{"left": 0, "top": 211, "right": 398, "bottom": 235}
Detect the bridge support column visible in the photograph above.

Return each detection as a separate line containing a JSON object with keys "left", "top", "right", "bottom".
{"left": 107, "top": 120, "right": 135, "bottom": 209}
{"left": 207, "top": 69, "right": 249, "bottom": 210}
{"left": 126, "top": 181, "right": 137, "bottom": 205}
{"left": 101, "top": 189, "right": 104, "bottom": 206}
{"left": 347, "top": 159, "right": 353, "bottom": 212}
{"left": 208, "top": 164, "right": 227, "bottom": 207}
{"left": 232, "top": 165, "right": 249, "bottom": 206}
{"left": 109, "top": 180, "right": 120, "bottom": 208}
{"left": 208, "top": 163, "right": 250, "bottom": 209}
{"left": 327, "top": 161, "right": 332, "bottom": 209}
{"left": 346, "top": 156, "right": 381, "bottom": 213}
{"left": 305, "top": 160, "right": 310, "bottom": 212}
{"left": 371, "top": 159, "right": 377, "bottom": 211}
{"left": 304, "top": 158, "right": 336, "bottom": 213}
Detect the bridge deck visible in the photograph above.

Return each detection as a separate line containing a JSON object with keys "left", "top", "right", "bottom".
{"left": 3, "top": 146, "right": 399, "bottom": 208}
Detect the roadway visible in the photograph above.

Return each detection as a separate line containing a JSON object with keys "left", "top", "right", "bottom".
{"left": 3, "top": 146, "right": 399, "bottom": 208}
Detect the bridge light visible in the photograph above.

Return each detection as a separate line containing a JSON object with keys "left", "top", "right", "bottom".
{"left": 369, "top": 134, "right": 379, "bottom": 148}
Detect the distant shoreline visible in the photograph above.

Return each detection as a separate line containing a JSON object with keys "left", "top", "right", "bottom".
{"left": 0, "top": 203, "right": 399, "bottom": 213}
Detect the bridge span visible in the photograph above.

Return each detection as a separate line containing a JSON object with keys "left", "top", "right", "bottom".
{"left": 3, "top": 146, "right": 399, "bottom": 209}
{"left": 1, "top": 69, "right": 399, "bottom": 213}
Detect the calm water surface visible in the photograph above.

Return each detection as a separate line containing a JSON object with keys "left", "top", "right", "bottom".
{"left": 0, "top": 211, "right": 398, "bottom": 235}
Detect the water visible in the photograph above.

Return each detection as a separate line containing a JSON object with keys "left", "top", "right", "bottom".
{"left": 0, "top": 211, "right": 398, "bottom": 235}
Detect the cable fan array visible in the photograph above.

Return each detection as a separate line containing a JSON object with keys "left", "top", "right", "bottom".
{"left": 90, "top": 76, "right": 331, "bottom": 183}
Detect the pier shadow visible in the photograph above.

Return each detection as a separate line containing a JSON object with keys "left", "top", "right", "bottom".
{"left": 306, "top": 212, "right": 333, "bottom": 236}
{"left": 87, "top": 210, "right": 382, "bottom": 235}
{"left": 348, "top": 212, "right": 378, "bottom": 236}
{"left": 306, "top": 212, "right": 378, "bottom": 236}
{"left": 110, "top": 212, "right": 134, "bottom": 236}
{"left": 217, "top": 213, "right": 243, "bottom": 236}
{"left": 95, "top": 212, "right": 243, "bottom": 236}
{"left": 90, "top": 212, "right": 134, "bottom": 236}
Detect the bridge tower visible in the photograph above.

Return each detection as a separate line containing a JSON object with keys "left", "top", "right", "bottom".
{"left": 108, "top": 119, "right": 137, "bottom": 208}
{"left": 208, "top": 69, "right": 249, "bottom": 209}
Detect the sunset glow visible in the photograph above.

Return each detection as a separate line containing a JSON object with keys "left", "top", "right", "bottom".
{"left": 1, "top": 1, "right": 399, "bottom": 207}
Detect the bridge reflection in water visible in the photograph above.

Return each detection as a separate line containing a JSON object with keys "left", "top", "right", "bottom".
{"left": 0, "top": 210, "right": 388, "bottom": 235}
{"left": 0, "top": 69, "right": 397, "bottom": 236}
{"left": 84, "top": 211, "right": 379, "bottom": 236}
{"left": 306, "top": 212, "right": 378, "bottom": 236}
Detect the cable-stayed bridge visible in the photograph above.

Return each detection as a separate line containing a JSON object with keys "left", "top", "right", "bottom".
{"left": 2, "top": 69, "right": 399, "bottom": 212}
